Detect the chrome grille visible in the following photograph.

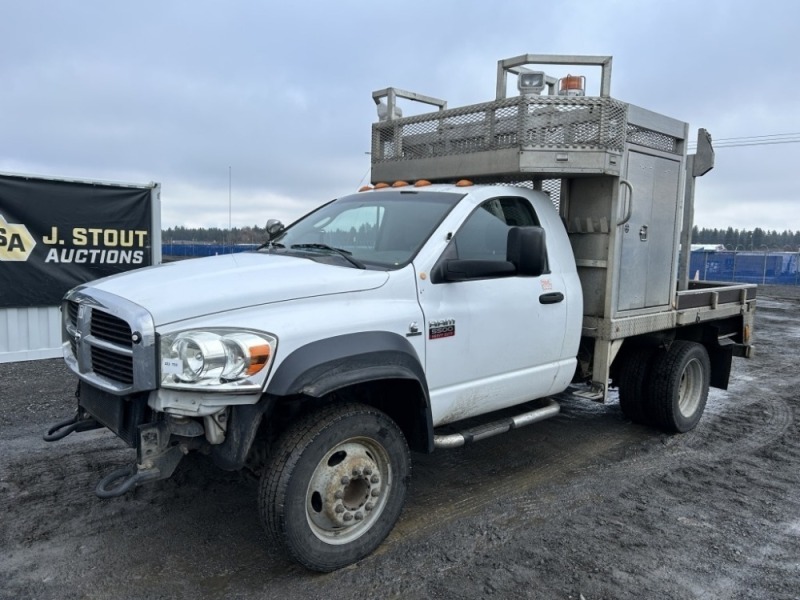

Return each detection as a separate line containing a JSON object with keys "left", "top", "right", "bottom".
{"left": 91, "top": 310, "right": 133, "bottom": 347}
{"left": 66, "top": 300, "right": 79, "bottom": 356}
{"left": 67, "top": 300, "right": 79, "bottom": 327}
{"left": 91, "top": 345, "right": 134, "bottom": 384}
{"left": 62, "top": 288, "right": 157, "bottom": 395}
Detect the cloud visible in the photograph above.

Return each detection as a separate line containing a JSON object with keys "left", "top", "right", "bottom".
{"left": 1, "top": 0, "right": 799, "bottom": 233}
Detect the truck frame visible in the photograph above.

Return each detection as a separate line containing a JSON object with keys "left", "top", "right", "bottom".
{"left": 44, "top": 55, "right": 755, "bottom": 572}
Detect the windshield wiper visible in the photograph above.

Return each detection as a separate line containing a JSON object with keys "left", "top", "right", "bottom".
{"left": 257, "top": 241, "right": 285, "bottom": 251}
{"left": 290, "top": 243, "right": 366, "bottom": 269}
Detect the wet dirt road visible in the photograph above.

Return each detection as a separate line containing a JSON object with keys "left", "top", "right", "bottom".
{"left": 1, "top": 286, "right": 798, "bottom": 599}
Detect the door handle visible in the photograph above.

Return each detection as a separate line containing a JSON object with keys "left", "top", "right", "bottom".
{"left": 539, "top": 292, "right": 564, "bottom": 304}
{"left": 618, "top": 179, "right": 634, "bottom": 226}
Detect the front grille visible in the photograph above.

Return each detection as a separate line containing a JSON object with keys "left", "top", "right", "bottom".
{"left": 91, "top": 345, "right": 134, "bottom": 384}
{"left": 67, "top": 301, "right": 79, "bottom": 327}
{"left": 63, "top": 288, "right": 158, "bottom": 395}
{"left": 66, "top": 301, "right": 79, "bottom": 355}
{"left": 91, "top": 310, "right": 133, "bottom": 347}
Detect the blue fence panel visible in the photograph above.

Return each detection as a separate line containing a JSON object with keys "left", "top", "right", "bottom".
{"left": 162, "top": 243, "right": 259, "bottom": 258}
{"left": 689, "top": 251, "right": 800, "bottom": 285}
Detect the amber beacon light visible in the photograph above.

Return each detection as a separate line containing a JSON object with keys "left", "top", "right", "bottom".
{"left": 558, "top": 74, "right": 586, "bottom": 97}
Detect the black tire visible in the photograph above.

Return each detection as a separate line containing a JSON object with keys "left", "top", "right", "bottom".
{"left": 647, "top": 341, "right": 710, "bottom": 433}
{"left": 259, "top": 402, "right": 411, "bottom": 572}
{"left": 617, "top": 345, "right": 657, "bottom": 425}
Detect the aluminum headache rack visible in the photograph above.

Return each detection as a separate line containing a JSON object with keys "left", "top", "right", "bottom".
{"left": 371, "top": 55, "right": 686, "bottom": 196}
{"left": 372, "top": 94, "right": 630, "bottom": 183}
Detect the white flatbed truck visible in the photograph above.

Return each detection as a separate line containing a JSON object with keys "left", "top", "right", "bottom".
{"left": 45, "top": 55, "right": 755, "bottom": 571}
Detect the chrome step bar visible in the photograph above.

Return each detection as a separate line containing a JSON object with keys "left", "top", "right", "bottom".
{"left": 433, "top": 399, "right": 560, "bottom": 449}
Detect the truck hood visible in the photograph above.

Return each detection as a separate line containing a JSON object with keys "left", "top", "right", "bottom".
{"left": 87, "top": 252, "right": 389, "bottom": 325}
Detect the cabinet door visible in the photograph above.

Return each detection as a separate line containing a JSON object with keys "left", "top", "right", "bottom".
{"left": 618, "top": 151, "right": 681, "bottom": 311}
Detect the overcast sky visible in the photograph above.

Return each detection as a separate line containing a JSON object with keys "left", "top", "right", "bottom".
{"left": 2, "top": 0, "right": 799, "bottom": 234}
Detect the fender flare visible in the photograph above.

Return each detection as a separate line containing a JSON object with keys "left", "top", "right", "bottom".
{"left": 211, "top": 332, "right": 433, "bottom": 470}
{"left": 270, "top": 331, "right": 433, "bottom": 452}
{"left": 267, "top": 331, "right": 428, "bottom": 398}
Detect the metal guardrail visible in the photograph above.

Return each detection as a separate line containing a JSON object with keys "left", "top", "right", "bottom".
{"left": 689, "top": 250, "right": 800, "bottom": 286}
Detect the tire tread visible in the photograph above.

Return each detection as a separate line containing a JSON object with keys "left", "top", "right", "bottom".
{"left": 258, "top": 401, "right": 410, "bottom": 571}
{"left": 617, "top": 345, "right": 657, "bottom": 425}
{"left": 648, "top": 341, "right": 709, "bottom": 433}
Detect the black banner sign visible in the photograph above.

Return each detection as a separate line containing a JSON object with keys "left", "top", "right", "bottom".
{"left": 0, "top": 174, "right": 154, "bottom": 308}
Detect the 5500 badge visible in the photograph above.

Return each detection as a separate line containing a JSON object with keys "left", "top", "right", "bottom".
{"left": 429, "top": 318, "right": 456, "bottom": 340}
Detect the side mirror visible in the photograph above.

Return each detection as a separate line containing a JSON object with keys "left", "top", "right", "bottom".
{"left": 265, "top": 219, "right": 284, "bottom": 240}
{"left": 507, "top": 226, "right": 547, "bottom": 276}
{"left": 442, "top": 259, "right": 516, "bottom": 282}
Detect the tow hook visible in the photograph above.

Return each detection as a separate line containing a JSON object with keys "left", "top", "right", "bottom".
{"left": 95, "top": 464, "right": 166, "bottom": 498}
{"left": 95, "top": 421, "right": 185, "bottom": 499}
{"left": 43, "top": 412, "right": 102, "bottom": 442}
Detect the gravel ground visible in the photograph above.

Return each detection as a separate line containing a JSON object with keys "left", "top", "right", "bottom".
{"left": 1, "top": 285, "right": 799, "bottom": 599}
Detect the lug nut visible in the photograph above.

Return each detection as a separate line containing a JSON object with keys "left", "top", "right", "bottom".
{"left": 352, "top": 468, "right": 361, "bottom": 477}
{"left": 343, "top": 513, "right": 354, "bottom": 522}
{"left": 363, "top": 467, "right": 372, "bottom": 475}
{"left": 354, "top": 512, "right": 364, "bottom": 521}
{"left": 334, "top": 490, "right": 343, "bottom": 499}
{"left": 365, "top": 502, "right": 374, "bottom": 511}
{"left": 341, "top": 476, "right": 350, "bottom": 485}
{"left": 371, "top": 489, "right": 380, "bottom": 497}
{"left": 370, "top": 475, "right": 379, "bottom": 484}
{"left": 335, "top": 504, "right": 345, "bottom": 514}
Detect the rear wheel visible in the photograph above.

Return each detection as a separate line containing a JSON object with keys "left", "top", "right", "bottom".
{"left": 616, "top": 345, "right": 657, "bottom": 425}
{"left": 647, "top": 341, "right": 710, "bottom": 433}
{"left": 259, "top": 402, "right": 411, "bottom": 572}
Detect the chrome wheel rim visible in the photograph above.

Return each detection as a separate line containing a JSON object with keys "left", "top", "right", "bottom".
{"left": 678, "top": 358, "right": 704, "bottom": 417}
{"left": 305, "top": 437, "right": 391, "bottom": 545}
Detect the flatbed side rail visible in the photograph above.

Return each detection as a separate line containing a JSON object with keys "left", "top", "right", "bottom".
{"left": 676, "top": 281, "right": 757, "bottom": 310}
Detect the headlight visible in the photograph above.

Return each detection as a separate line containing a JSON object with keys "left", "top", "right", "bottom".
{"left": 160, "top": 329, "right": 277, "bottom": 391}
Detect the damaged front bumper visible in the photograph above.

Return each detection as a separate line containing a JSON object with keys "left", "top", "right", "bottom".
{"left": 43, "top": 382, "right": 206, "bottom": 498}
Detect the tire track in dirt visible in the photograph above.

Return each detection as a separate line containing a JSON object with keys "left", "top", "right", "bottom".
{"left": 2, "top": 289, "right": 799, "bottom": 600}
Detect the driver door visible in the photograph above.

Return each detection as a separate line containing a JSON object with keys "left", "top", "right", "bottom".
{"left": 416, "top": 196, "right": 569, "bottom": 426}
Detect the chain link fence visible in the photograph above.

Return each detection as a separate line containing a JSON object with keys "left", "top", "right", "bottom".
{"left": 162, "top": 242, "right": 258, "bottom": 259}
{"left": 689, "top": 250, "right": 800, "bottom": 285}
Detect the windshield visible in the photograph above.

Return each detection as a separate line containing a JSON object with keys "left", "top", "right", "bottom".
{"left": 264, "top": 190, "right": 463, "bottom": 269}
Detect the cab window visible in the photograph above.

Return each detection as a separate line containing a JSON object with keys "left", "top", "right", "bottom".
{"left": 452, "top": 197, "right": 540, "bottom": 260}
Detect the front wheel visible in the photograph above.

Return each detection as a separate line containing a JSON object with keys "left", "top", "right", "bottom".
{"left": 647, "top": 341, "right": 710, "bottom": 433}
{"left": 259, "top": 402, "right": 411, "bottom": 572}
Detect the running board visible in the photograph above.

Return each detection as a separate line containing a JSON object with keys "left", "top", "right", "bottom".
{"left": 433, "top": 399, "right": 560, "bottom": 449}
